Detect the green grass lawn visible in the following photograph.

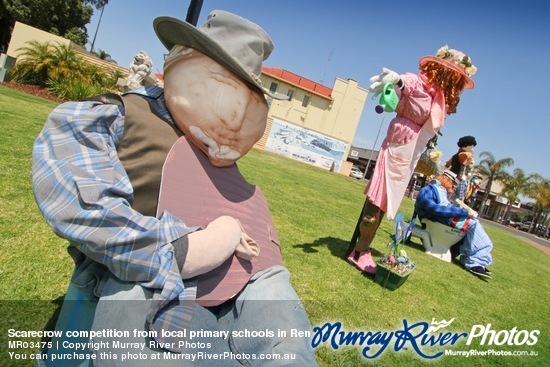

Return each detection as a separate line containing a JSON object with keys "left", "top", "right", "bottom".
{"left": 1, "top": 84, "right": 548, "bottom": 366}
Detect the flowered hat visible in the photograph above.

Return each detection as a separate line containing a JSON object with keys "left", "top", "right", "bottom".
{"left": 419, "top": 45, "right": 477, "bottom": 89}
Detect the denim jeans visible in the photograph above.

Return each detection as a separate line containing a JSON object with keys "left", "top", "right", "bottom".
{"left": 37, "top": 280, "right": 98, "bottom": 367}
{"left": 443, "top": 217, "right": 493, "bottom": 269}
{"left": 88, "top": 265, "right": 317, "bottom": 366}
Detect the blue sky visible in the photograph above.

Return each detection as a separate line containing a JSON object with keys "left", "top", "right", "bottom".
{"left": 88, "top": 0, "right": 550, "bottom": 181}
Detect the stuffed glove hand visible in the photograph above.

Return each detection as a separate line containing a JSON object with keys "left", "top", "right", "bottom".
{"left": 369, "top": 67, "right": 401, "bottom": 97}
{"left": 179, "top": 216, "right": 260, "bottom": 279}
{"left": 455, "top": 199, "right": 478, "bottom": 218}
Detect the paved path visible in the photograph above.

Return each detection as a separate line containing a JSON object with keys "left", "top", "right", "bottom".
{"left": 480, "top": 218, "right": 550, "bottom": 255}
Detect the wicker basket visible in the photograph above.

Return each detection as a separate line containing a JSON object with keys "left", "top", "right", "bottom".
{"left": 415, "top": 149, "right": 443, "bottom": 177}
{"left": 415, "top": 159, "right": 437, "bottom": 176}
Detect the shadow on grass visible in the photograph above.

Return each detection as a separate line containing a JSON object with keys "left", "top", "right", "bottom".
{"left": 0, "top": 296, "right": 64, "bottom": 356}
{"left": 40, "top": 296, "right": 64, "bottom": 342}
{"left": 405, "top": 237, "right": 425, "bottom": 252}
{"left": 293, "top": 236, "right": 385, "bottom": 259}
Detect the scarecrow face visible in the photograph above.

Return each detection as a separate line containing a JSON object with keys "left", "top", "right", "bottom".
{"left": 164, "top": 49, "right": 268, "bottom": 167}
{"left": 438, "top": 175, "right": 456, "bottom": 195}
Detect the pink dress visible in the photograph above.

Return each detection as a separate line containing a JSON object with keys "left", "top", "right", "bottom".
{"left": 365, "top": 73, "right": 446, "bottom": 219}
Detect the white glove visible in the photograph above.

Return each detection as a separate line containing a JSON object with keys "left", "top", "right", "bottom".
{"left": 180, "top": 216, "right": 259, "bottom": 279}
{"left": 369, "top": 67, "right": 401, "bottom": 97}
{"left": 455, "top": 198, "right": 478, "bottom": 218}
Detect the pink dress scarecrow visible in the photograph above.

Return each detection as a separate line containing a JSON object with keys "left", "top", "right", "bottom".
{"left": 348, "top": 45, "right": 477, "bottom": 274}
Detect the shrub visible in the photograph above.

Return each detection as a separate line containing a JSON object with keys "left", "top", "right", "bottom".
{"left": 11, "top": 41, "right": 82, "bottom": 87}
{"left": 104, "top": 68, "right": 126, "bottom": 90}
{"left": 11, "top": 40, "right": 121, "bottom": 98}
{"left": 47, "top": 77, "right": 105, "bottom": 100}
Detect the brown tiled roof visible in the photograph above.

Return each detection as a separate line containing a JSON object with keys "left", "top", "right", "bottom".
{"left": 262, "top": 67, "right": 332, "bottom": 98}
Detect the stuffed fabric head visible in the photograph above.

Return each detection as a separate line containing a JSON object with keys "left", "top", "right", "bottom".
{"left": 457, "top": 135, "right": 477, "bottom": 148}
{"left": 157, "top": 10, "right": 286, "bottom": 167}
{"left": 438, "top": 170, "right": 458, "bottom": 194}
{"left": 164, "top": 48, "right": 268, "bottom": 167}
{"left": 419, "top": 45, "right": 476, "bottom": 114}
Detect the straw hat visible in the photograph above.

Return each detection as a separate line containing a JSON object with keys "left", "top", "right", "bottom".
{"left": 442, "top": 170, "right": 458, "bottom": 184}
{"left": 154, "top": 10, "right": 287, "bottom": 99}
{"left": 419, "top": 45, "right": 477, "bottom": 89}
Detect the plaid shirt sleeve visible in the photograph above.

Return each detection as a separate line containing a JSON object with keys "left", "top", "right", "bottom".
{"left": 32, "top": 97, "right": 197, "bottom": 347}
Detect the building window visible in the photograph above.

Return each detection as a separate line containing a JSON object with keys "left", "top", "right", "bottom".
{"left": 269, "top": 82, "right": 278, "bottom": 94}
{"left": 302, "top": 95, "right": 310, "bottom": 107}
{"left": 287, "top": 89, "right": 294, "bottom": 100}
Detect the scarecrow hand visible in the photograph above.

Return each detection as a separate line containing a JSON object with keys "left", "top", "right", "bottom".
{"left": 179, "top": 216, "right": 259, "bottom": 279}
{"left": 455, "top": 198, "right": 478, "bottom": 218}
{"left": 369, "top": 67, "right": 401, "bottom": 97}
{"left": 234, "top": 219, "right": 260, "bottom": 260}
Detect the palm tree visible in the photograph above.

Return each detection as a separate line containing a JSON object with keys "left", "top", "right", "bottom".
{"left": 48, "top": 43, "right": 81, "bottom": 80}
{"left": 90, "top": 48, "right": 117, "bottom": 64}
{"left": 474, "top": 151, "right": 514, "bottom": 217}
{"left": 11, "top": 40, "right": 56, "bottom": 86}
{"left": 12, "top": 41, "right": 80, "bottom": 86}
{"left": 11, "top": 40, "right": 115, "bottom": 99}
{"left": 527, "top": 179, "right": 550, "bottom": 234}
{"left": 499, "top": 168, "right": 539, "bottom": 223}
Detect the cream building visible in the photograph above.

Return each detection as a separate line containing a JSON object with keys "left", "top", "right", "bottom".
{"left": 258, "top": 67, "right": 368, "bottom": 175}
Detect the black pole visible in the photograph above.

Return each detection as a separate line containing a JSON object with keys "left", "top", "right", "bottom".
{"left": 186, "top": 0, "right": 204, "bottom": 26}
{"left": 90, "top": 5, "right": 105, "bottom": 53}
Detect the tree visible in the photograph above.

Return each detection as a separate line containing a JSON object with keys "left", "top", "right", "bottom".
{"left": 11, "top": 40, "right": 81, "bottom": 86}
{"left": 474, "top": 151, "right": 514, "bottom": 218}
{"left": 527, "top": 179, "right": 550, "bottom": 234}
{"left": 90, "top": 48, "right": 117, "bottom": 64}
{"left": 10, "top": 40, "right": 115, "bottom": 89}
{"left": 499, "top": 168, "right": 539, "bottom": 223}
{"left": 0, "top": 1, "right": 12, "bottom": 52}
{"left": 11, "top": 39, "right": 120, "bottom": 99}
{"left": 1, "top": 0, "right": 108, "bottom": 51}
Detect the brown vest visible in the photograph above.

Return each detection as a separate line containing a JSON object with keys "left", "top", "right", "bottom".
{"left": 117, "top": 94, "right": 183, "bottom": 216}
{"left": 117, "top": 93, "right": 282, "bottom": 306}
